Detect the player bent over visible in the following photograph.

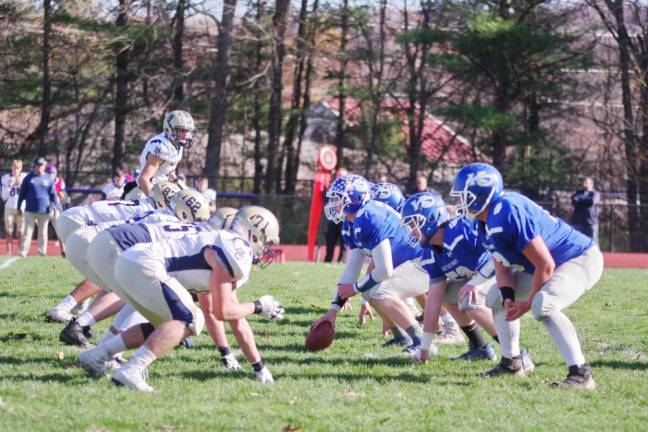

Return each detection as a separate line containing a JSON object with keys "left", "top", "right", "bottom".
{"left": 46, "top": 182, "right": 180, "bottom": 323}
{"left": 401, "top": 192, "right": 501, "bottom": 363}
{"left": 452, "top": 163, "right": 603, "bottom": 389}
{"left": 79, "top": 206, "right": 284, "bottom": 391}
{"left": 313, "top": 175, "right": 428, "bottom": 352}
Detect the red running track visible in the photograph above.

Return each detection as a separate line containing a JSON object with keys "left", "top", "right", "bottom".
{"left": 1, "top": 241, "right": 646, "bottom": 268}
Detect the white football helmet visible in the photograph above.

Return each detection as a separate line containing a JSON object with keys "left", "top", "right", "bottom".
{"left": 172, "top": 189, "right": 211, "bottom": 222}
{"left": 163, "top": 110, "right": 196, "bottom": 148}
{"left": 208, "top": 207, "right": 237, "bottom": 230}
{"left": 229, "top": 206, "right": 280, "bottom": 268}
{"left": 149, "top": 181, "right": 181, "bottom": 209}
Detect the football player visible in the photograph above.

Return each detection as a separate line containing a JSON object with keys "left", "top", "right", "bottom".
{"left": 124, "top": 110, "right": 195, "bottom": 199}
{"left": 59, "top": 189, "right": 209, "bottom": 347}
{"left": 79, "top": 206, "right": 284, "bottom": 391}
{"left": 46, "top": 182, "right": 180, "bottom": 323}
{"left": 452, "top": 163, "right": 603, "bottom": 389}
{"left": 401, "top": 192, "right": 500, "bottom": 363}
{"left": 312, "top": 175, "right": 428, "bottom": 352}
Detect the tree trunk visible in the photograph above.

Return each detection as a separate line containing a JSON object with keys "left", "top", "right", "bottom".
{"left": 113, "top": 0, "right": 129, "bottom": 173}
{"left": 252, "top": 0, "right": 265, "bottom": 195}
{"left": 204, "top": 0, "right": 238, "bottom": 184}
{"left": 609, "top": 0, "right": 641, "bottom": 251}
{"left": 334, "top": 0, "right": 350, "bottom": 170}
{"left": 283, "top": 0, "right": 309, "bottom": 193}
{"left": 173, "top": 0, "right": 186, "bottom": 104}
{"left": 37, "top": 0, "right": 52, "bottom": 158}
{"left": 264, "top": 0, "right": 290, "bottom": 193}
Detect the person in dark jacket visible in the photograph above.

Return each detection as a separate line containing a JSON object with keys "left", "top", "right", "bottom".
{"left": 17, "top": 157, "right": 58, "bottom": 256}
{"left": 571, "top": 177, "right": 599, "bottom": 244}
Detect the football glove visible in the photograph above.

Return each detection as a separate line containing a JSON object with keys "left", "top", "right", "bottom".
{"left": 255, "top": 366, "right": 274, "bottom": 384}
{"left": 221, "top": 353, "right": 242, "bottom": 370}
{"left": 255, "top": 295, "right": 285, "bottom": 320}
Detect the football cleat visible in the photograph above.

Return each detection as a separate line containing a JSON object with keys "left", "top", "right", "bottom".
{"left": 45, "top": 307, "right": 73, "bottom": 323}
{"left": 111, "top": 365, "right": 154, "bottom": 392}
{"left": 381, "top": 335, "right": 412, "bottom": 348}
{"left": 78, "top": 348, "right": 110, "bottom": 378}
{"left": 480, "top": 355, "right": 526, "bottom": 378}
{"left": 451, "top": 342, "right": 497, "bottom": 362}
{"left": 59, "top": 318, "right": 90, "bottom": 347}
{"left": 180, "top": 337, "right": 194, "bottom": 349}
{"left": 551, "top": 364, "right": 595, "bottom": 390}
{"left": 71, "top": 298, "right": 91, "bottom": 316}
{"left": 402, "top": 341, "right": 421, "bottom": 356}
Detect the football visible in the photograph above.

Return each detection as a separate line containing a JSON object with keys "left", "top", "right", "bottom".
{"left": 305, "top": 320, "right": 335, "bottom": 351}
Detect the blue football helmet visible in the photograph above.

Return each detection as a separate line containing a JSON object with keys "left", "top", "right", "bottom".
{"left": 401, "top": 192, "right": 449, "bottom": 241}
{"left": 451, "top": 163, "right": 503, "bottom": 219}
{"left": 325, "top": 174, "right": 371, "bottom": 223}
{"left": 370, "top": 182, "right": 405, "bottom": 212}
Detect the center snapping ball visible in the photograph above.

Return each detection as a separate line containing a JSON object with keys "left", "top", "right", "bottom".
{"left": 305, "top": 320, "right": 335, "bottom": 351}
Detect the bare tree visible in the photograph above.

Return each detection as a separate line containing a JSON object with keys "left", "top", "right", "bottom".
{"left": 172, "top": 0, "right": 186, "bottom": 103}
{"left": 36, "top": 0, "right": 53, "bottom": 158}
{"left": 333, "top": 0, "right": 350, "bottom": 169}
{"left": 113, "top": 0, "right": 130, "bottom": 172}
{"left": 205, "top": 0, "right": 238, "bottom": 183}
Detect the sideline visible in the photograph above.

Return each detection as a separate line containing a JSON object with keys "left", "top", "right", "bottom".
{"left": 0, "top": 257, "right": 18, "bottom": 272}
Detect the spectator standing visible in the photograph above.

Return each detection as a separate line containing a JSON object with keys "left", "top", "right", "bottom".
{"left": 17, "top": 158, "right": 58, "bottom": 257}
{"left": 416, "top": 175, "right": 428, "bottom": 192}
{"left": 1, "top": 160, "right": 27, "bottom": 256}
{"left": 193, "top": 176, "right": 217, "bottom": 213}
{"left": 102, "top": 172, "right": 126, "bottom": 200}
{"left": 571, "top": 177, "right": 600, "bottom": 244}
{"left": 324, "top": 168, "right": 348, "bottom": 263}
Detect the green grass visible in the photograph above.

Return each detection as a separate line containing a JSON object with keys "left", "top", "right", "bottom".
{"left": 1, "top": 258, "right": 647, "bottom": 431}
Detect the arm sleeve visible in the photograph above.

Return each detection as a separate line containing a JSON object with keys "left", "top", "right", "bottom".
{"left": 337, "top": 248, "right": 366, "bottom": 284}
{"left": 354, "top": 239, "right": 394, "bottom": 292}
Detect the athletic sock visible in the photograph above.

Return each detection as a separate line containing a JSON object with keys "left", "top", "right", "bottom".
{"left": 542, "top": 311, "right": 586, "bottom": 367}
{"left": 493, "top": 309, "right": 521, "bottom": 358}
{"left": 129, "top": 346, "right": 157, "bottom": 369}
{"left": 98, "top": 328, "right": 119, "bottom": 346}
{"left": 404, "top": 325, "right": 422, "bottom": 344}
{"left": 76, "top": 312, "right": 96, "bottom": 327}
{"left": 461, "top": 322, "right": 487, "bottom": 348}
{"left": 390, "top": 326, "right": 407, "bottom": 339}
{"left": 492, "top": 335, "right": 500, "bottom": 344}
{"left": 56, "top": 295, "right": 77, "bottom": 312}
{"left": 103, "top": 334, "right": 127, "bottom": 357}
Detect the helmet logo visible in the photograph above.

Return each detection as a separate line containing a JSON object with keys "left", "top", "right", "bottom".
{"left": 413, "top": 195, "right": 438, "bottom": 211}
{"left": 185, "top": 196, "right": 202, "bottom": 213}
{"left": 250, "top": 214, "right": 269, "bottom": 234}
{"left": 466, "top": 171, "right": 498, "bottom": 187}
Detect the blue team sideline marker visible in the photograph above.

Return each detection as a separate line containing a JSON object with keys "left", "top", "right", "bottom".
{"left": 0, "top": 257, "right": 18, "bottom": 271}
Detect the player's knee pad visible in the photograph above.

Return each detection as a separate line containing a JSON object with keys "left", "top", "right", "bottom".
{"left": 485, "top": 284, "right": 503, "bottom": 311}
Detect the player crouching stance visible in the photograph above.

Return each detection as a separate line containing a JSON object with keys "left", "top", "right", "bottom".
{"left": 401, "top": 192, "right": 499, "bottom": 364}
{"left": 79, "top": 206, "right": 285, "bottom": 391}
{"left": 453, "top": 163, "right": 603, "bottom": 389}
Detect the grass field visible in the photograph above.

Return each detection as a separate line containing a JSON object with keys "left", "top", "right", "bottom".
{"left": 1, "top": 258, "right": 647, "bottom": 431}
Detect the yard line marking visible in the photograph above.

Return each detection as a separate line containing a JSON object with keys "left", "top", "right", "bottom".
{"left": 0, "top": 257, "right": 18, "bottom": 272}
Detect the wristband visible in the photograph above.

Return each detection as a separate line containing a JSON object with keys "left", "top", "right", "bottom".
{"left": 499, "top": 286, "right": 515, "bottom": 306}
{"left": 253, "top": 300, "right": 262, "bottom": 314}
{"left": 421, "top": 332, "right": 435, "bottom": 352}
{"left": 251, "top": 359, "right": 265, "bottom": 372}
{"left": 331, "top": 292, "right": 347, "bottom": 310}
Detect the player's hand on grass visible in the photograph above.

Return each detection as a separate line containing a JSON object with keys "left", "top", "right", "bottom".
{"left": 312, "top": 309, "right": 337, "bottom": 331}
{"left": 505, "top": 299, "right": 530, "bottom": 321}
{"left": 221, "top": 353, "right": 242, "bottom": 370}
{"left": 357, "top": 302, "right": 374, "bottom": 325}
{"left": 340, "top": 298, "right": 353, "bottom": 313}
{"left": 255, "top": 367, "right": 274, "bottom": 384}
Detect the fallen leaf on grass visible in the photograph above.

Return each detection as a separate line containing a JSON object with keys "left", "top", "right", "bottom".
{"left": 288, "top": 396, "right": 298, "bottom": 405}
{"left": 343, "top": 390, "right": 365, "bottom": 398}
{"left": 261, "top": 330, "right": 272, "bottom": 339}
{"left": 161, "top": 425, "right": 176, "bottom": 432}
{"left": 379, "top": 417, "right": 390, "bottom": 424}
{"left": 282, "top": 424, "right": 300, "bottom": 432}
{"left": 57, "top": 352, "right": 65, "bottom": 360}
{"left": 249, "top": 392, "right": 260, "bottom": 397}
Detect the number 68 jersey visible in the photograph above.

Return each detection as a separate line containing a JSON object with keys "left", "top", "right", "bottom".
{"left": 120, "top": 229, "right": 254, "bottom": 293}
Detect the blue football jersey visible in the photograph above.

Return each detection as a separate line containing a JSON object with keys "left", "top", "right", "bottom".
{"left": 421, "top": 216, "right": 493, "bottom": 282}
{"left": 341, "top": 200, "right": 422, "bottom": 267}
{"left": 476, "top": 192, "right": 592, "bottom": 273}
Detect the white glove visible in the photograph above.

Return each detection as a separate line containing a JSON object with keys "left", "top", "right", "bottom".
{"left": 410, "top": 344, "right": 439, "bottom": 365}
{"left": 256, "top": 295, "right": 285, "bottom": 320}
{"left": 221, "top": 353, "right": 242, "bottom": 370}
{"left": 255, "top": 366, "right": 274, "bottom": 384}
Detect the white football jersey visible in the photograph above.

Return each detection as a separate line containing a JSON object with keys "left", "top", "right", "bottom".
{"left": 1, "top": 172, "right": 27, "bottom": 209}
{"left": 122, "top": 230, "right": 253, "bottom": 293}
{"left": 108, "top": 218, "right": 210, "bottom": 252}
{"left": 137, "top": 133, "right": 183, "bottom": 186}
{"left": 89, "top": 199, "right": 157, "bottom": 224}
